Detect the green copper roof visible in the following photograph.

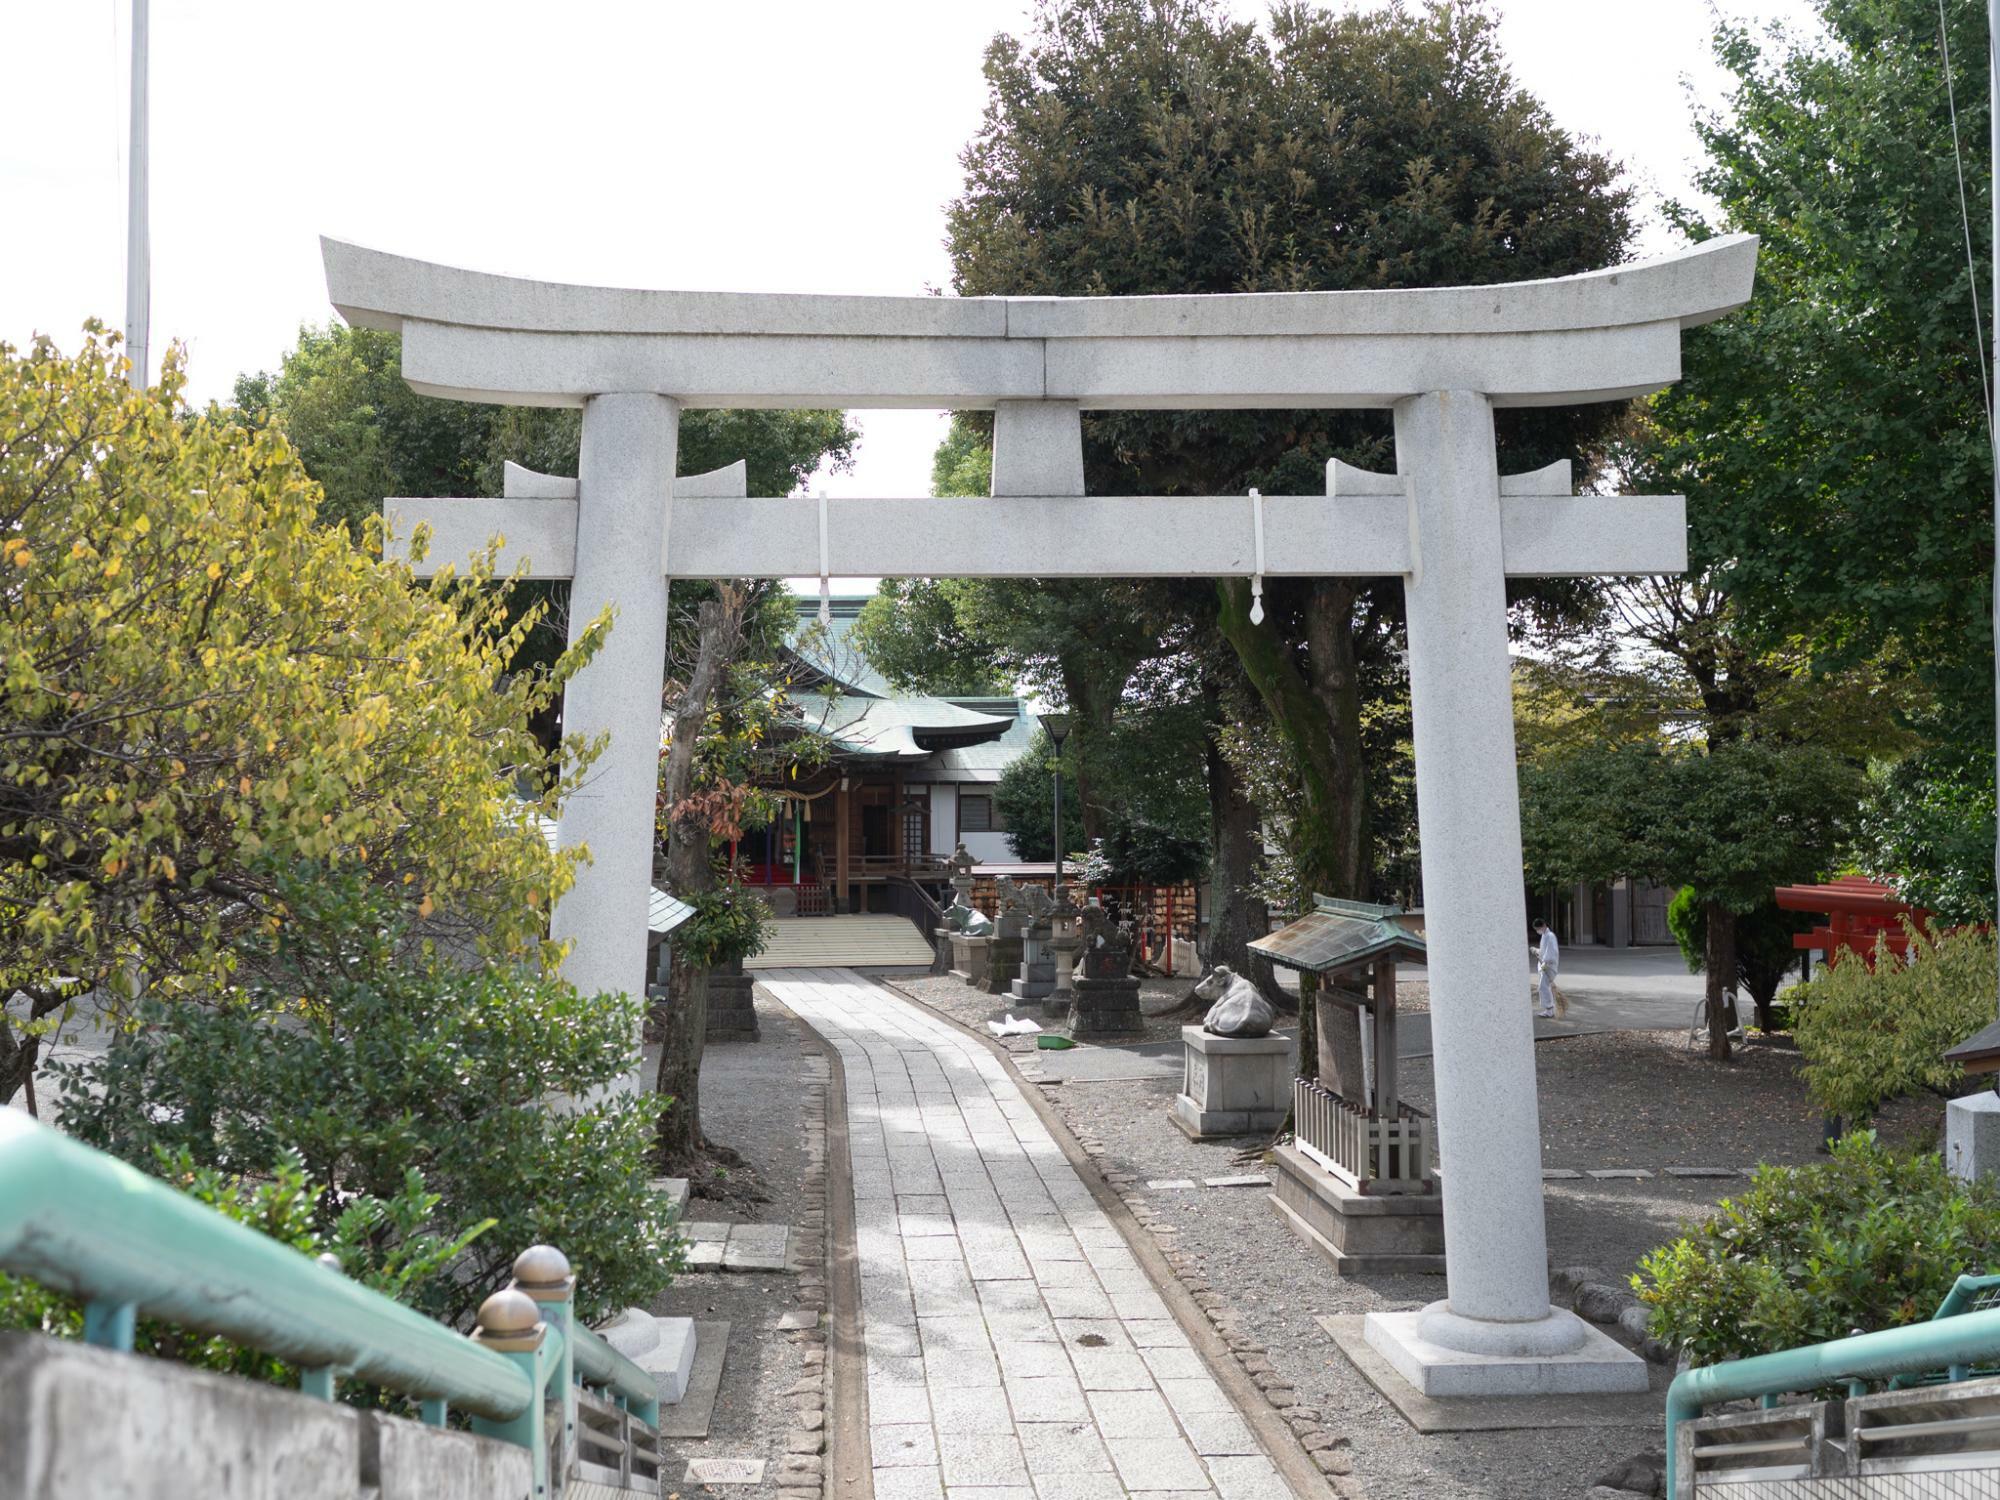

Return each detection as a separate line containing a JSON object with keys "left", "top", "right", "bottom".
{"left": 1249, "top": 895, "right": 1427, "bottom": 975}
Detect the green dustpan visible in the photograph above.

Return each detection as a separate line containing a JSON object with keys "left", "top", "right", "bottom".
{"left": 1036, "top": 1034, "right": 1076, "bottom": 1050}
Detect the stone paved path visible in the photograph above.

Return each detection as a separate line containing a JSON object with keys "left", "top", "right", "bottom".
{"left": 757, "top": 970, "right": 1295, "bottom": 1500}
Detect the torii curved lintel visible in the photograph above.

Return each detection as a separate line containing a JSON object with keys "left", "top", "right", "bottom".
{"left": 320, "top": 235, "right": 1757, "bottom": 411}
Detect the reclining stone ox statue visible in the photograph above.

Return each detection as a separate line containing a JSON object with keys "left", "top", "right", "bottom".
{"left": 1193, "top": 965, "right": 1277, "bottom": 1039}
{"left": 943, "top": 894, "right": 994, "bottom": 937}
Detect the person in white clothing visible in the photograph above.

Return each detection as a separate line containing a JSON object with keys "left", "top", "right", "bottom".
{"left": 1532, "top": 919, "right": 1559, "bottom": 1018}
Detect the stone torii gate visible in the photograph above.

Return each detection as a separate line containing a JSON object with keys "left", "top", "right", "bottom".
{"left": 324, "top": 232, "right": 1756, "bottom": 1398}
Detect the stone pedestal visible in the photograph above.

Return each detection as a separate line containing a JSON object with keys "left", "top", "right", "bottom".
{"left": 1269, "top": 1142, "right": 1443, "bottom": 1276}
{"left": 1947, "top": 1091, "right": 2000, "bottom": 1183}
{"left": 980, "top": 937, "right": 1024, "bottom": 996}
{"left": 704, "top": 959, "right": 758, "bottom": 1042}
{"left": 1068, "top": 975, "right": 1142, "bottom": 1039}
{"left": 1171, "top": 1027, "right": 1291, "bottom": 1139}
{"left": 952, "top": 934, "right": 991, "bottom": 987}
{"left": 597, "top": 1306, "right": 700, "bottom": 1404}
{"left": 1362, "top": 1306, "right": 1648, "bottom": 1398}
{"left": 1010, "top": 925, "right": 1055, "bottom": 1002}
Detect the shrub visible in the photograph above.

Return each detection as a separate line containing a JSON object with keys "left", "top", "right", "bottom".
{"left": 1634, "top": 1135, "right": 2000, "bottom": 1366}
{"left": 0, "top": 1146, "right": 482, "bottom": 1404}
{"left": 1791, "top": 921, "right": 1996, "bottom": 1122}
{"left": 677, "top": 882, "right": 772, "bottom": 969}
{"left": 54, "top": 867, "right": 681, "bottom": 1326}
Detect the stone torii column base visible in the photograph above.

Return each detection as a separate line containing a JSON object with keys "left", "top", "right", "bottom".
{"left": 1362, "top": 1304, "right": 1648, "bottom": 1397}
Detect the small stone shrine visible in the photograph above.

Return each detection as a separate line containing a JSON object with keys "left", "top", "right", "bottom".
{"left": 980, "top": 879, "right": 1029, "bottom": 996}
{"left": 1069, "top": 902, "right": 1143, "bottom": 1038}
{"left": 1252, "top": 897, "right": 1441, "bottom": 1275}
{"left": 1171, "top": 966, "right": 1292, "bottom": 1139}
{"left": 1009, "top": 882, "right": 1058, "bottom": 1005}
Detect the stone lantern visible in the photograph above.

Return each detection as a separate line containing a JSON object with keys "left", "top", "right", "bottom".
{"left": 1048, "top": 892, "right": 1084, "bottom": 1014}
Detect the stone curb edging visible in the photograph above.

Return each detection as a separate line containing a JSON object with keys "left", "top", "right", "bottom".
{"left": 1549, "top": 1265, "right": 1676, "bottom": 1366}
{"left": 881, "top": 980, "right": 1359, "bottom": 1500}
{"left": 755, "top": 997, "right": 871, "bottom": 1500}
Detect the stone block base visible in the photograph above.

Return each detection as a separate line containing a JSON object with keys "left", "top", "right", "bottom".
{"left": 951, "top": 934, "right": 991, "bottom": 987}
{"left": 1269, "top": 1142, "right": 1444, "bottom": 1276}
{"left": 1171, "top": 1027, "right": 1292, "bottom": 1139}
{"left": 705, "top": 970, "right": 758, "bottom": 1042}
{"left": 1947, "top": 1091, "right": 2000, "bottom": 1183}
{"left": 1362, "top": 1306, "right": 1649, "bottom": 1398}
{"left": 1010, "top": 974, "right": 1054, "bottom": 1002}
{"left": 1069, "top": 976, "right": 1142, "bottom": 1038}
{"left": 980, "top": 938, "right": 1024, "bottom": 995}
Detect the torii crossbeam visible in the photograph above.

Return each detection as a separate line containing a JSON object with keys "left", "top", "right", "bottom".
{"left": 331, "top": 232, "right": 1756, "bottom": 1400}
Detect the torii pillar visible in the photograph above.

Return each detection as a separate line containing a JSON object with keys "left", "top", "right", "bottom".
{"left": 332, "top": 230, "right": 1756, "bottom": 1397}
{"left": 382, "top": 447, "right": 748, "bottom": 1079}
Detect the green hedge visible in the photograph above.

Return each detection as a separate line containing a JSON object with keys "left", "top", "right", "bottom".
{"left": 1635, "top": 1135, "right": 2000, "bottom": 1366}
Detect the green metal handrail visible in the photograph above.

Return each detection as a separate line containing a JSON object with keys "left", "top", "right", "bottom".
{"left": 0, "top": 1109, "right": 664, "bottom": 1497}
{"left": 573, "top": 1318, "right": 660, "bottom": 1417}
{"left": 0, "top": 1109, "right": 530, "bottom": 1419}
{"left": 1664, "top": 1301, "right": 2000, "bottom": 1493}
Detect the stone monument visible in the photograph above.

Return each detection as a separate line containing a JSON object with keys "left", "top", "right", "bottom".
{"left": 332, "top": 229, "right": 1754, "bottom": 1398}
{"left": 980, "top": 879, "right": 1029, "bottom": 997}
{"left": 1069, "top": 903, "right": 1143, "bottom": 1039}
{"left": 1009, "top": 881, "right": 1058, "bottom": 1004}
{"left": 1171, "top": 967, "right": 1290, "bottom": 1139}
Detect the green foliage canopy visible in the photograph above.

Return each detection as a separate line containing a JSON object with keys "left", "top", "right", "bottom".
{"left": 1648, "top": 0, "right": 1997, "bottom": 910}
{"left": 1, "top": 330, "right": 588, "bottom": 1022}
{"left": 1521, "top": 739, "right": 1860, "bottom": 916}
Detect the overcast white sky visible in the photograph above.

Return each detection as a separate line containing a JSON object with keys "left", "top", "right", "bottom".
{"left": 2, "top": 0, "right": 1822, "bottom": 517}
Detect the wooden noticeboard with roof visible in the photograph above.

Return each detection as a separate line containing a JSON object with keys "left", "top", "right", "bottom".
{"left": 1250, "top": 896, "right": 1433, "bottom": 1195}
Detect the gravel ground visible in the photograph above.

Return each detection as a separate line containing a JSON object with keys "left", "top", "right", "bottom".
{"left": 652, "top": 991, "right": 825, "bottom": 1500}
{"left": 888, "top": 972, "right": 1949, "bottom": 1499}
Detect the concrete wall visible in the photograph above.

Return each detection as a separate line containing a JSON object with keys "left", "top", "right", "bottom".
{"left": 925, "top": 784, "right": 958, "bottom": 858}
{"left": 0, "top": 1334, "right": 532, "bottom": 1500}
{"left": 958, "top": 832, "right": 1013, "bottom": 865}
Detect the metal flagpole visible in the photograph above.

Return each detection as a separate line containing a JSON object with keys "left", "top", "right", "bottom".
{"left": 124, "top": 0, "right": 150, "bottom": 389}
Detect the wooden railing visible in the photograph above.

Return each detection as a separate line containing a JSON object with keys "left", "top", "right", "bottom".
{"left": 1292, "top": 1078, "right": 1433, "bottom": 1196}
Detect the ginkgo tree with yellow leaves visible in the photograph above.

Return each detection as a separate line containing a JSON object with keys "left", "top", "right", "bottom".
{"left": 0, "top": 327, "right": 603, "bottom": 1105}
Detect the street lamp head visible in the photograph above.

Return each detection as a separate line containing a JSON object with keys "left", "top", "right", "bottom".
{"left": 1040, "top": 710, "right": 1072, "bottom": 748}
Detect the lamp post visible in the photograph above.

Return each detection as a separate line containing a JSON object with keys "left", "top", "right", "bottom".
{"left": 1040, "top": 712, "right": 1071, "bottom": 901}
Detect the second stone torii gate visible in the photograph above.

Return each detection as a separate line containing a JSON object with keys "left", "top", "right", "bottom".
{"left": 328, "top": 231, "right": 1757, "bottom": 1398}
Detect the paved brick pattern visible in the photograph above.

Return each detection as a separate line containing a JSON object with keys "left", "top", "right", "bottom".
{"left": 758, "top": 970, "right": 1293, "bottom": 1500}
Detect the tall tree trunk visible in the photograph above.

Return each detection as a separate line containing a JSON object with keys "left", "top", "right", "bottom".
{"left": 1703, "top": 898, "right": 1737, "bottom": 1062}
{"left": 1059, "top": 659, "right": 1119, "bottom": 846}
{"left": 1201, "top": 682, "right": 1290, "bottom": 1011}
{"left": 653, "top": 589, "right": 748, "bottom": 1164}
{"left": 1214, "top": 578, "right": 1370, "bottom": 1085}
{"left": 0, "top": 1017, "right": 40, "bottom": 1113}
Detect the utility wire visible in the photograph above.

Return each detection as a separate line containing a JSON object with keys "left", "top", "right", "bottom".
{"left": 1938, "top": 0, "right": 1995, "bottom": 448}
